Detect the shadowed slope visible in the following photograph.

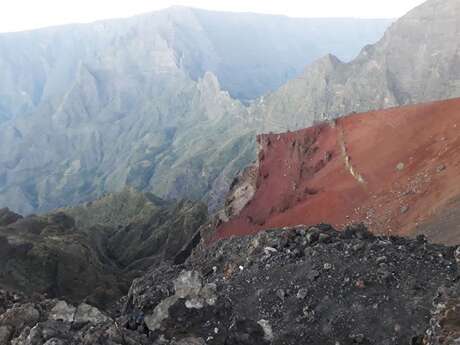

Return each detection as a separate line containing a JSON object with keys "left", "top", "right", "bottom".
{"left": 0, "top": 189, "right": 207, "bottom": 308}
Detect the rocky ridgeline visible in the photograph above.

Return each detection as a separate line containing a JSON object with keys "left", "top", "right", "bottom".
{"left": 2, "top": 224, "right": 460, "bottom": 344}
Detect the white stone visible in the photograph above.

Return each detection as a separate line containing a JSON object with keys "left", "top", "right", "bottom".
{"left": 49, "top": 301, "right": 76, "bottom": 323}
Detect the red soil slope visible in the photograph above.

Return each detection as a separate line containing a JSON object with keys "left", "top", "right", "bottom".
{"left": 215, "top": 98, "right": 460, "bottom": 243}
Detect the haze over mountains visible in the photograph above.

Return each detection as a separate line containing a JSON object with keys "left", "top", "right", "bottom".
{"left": 0, "top": 7, "right": 392, "bottom": 120}
{"left": 1, "top": 0, "right": 459, "bottom": 216}
{"left": 254, "top": 0, "right": 460, "bottom": 132}
{"left": 0, "top": 7, "right": 391, "bottom": 214}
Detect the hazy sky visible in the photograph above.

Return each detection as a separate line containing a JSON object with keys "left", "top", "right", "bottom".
{"left": 0, "top": 0, "right": 426, "bottom": 33}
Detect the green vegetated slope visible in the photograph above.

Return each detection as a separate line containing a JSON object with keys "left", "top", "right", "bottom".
{"left": 0, "top": 188, "right": 207, "bottom": 308}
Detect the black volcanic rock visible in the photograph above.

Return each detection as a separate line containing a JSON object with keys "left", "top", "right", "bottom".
{"left": 119, "top": 224, "right": 459, "bottom": 344}
{"left": 2, "top": 224, "right": 459, "bottom": 344}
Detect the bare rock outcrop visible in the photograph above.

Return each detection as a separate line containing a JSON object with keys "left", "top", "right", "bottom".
{"left": 216, "top": 98, "right": 460, "bottom": 245}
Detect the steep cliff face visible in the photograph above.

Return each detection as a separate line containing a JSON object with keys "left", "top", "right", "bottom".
{"left": 0, "top": 8, "right": 390, "bottom": 215}
{"left": 216, "top": 98, "right": 460, "bottom": 243}
{"left": 0, "top": 0, "right": 458, "bottom": 216}
{"left": 251, "top": 0, "right": 460, "bottom": 132}
{"left": 0, "top": 7, "right": 391, "bottom": 121}
{"left": 0, "top": 68, "right": 253, "bottom": 214}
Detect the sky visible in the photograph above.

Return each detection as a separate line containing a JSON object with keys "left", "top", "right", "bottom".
{"left": 0, "top": 0, "right": 426, "bottom": 33}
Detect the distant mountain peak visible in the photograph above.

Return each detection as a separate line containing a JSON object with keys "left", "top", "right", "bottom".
{"left": 254, "top": 0, "right": 460, "bottom": 132}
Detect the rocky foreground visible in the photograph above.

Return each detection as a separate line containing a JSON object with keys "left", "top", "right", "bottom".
{"left": 1, "top": 224, "right": 460, "bottom": 344}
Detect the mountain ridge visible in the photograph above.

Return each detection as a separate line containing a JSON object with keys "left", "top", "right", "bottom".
{"left": 1, "top": 0, "right": 460, "bottom": 217}
{"left": 0, "top": 7, "right": 391, "bottom": 214}
{"left": 251, "top": 0, "right": 460, "bottom": 132}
